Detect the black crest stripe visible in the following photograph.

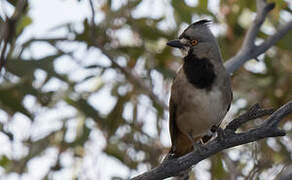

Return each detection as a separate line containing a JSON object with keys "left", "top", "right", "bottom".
{"left": 191, "top": 19, "right": 211, "bottom": 26}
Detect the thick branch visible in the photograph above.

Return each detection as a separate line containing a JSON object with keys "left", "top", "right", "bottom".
{"left": 224, "top": 0, "right": 292, "bottom": 74}
{"left": 128, "top": 0, "right": 292, "bottom": 179}
{"left": 130, "top": 1, "right": 292, "bottom": 179}
{"left": 131, "top": 101, "right": 291, "bottom": 180}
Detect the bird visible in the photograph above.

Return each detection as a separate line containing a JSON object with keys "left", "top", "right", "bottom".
{"left": 165, "top": 19, "right": 233, "bottom": 179}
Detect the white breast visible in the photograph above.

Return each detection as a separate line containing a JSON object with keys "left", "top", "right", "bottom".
{"left": 176, "top": 85, "right": 227, "bottom": 139}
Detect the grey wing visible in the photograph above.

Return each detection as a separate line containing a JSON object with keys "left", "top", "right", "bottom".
{"left": 221, "top": 74, "right": 233, "bottom": 119}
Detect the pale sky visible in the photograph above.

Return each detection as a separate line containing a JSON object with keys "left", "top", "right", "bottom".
{"left": 0, "top": 0, "right": 176, "bottom": 179}
{"left": 0, "top": 0, "right": 132, "bottom": 179}
{"left": 0, "top": 0, "right": 290, "bottom": 180}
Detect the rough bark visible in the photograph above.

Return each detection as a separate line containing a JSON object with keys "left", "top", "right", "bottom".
{"left": 131, "top": 101, "right": 292, "bottom": 180}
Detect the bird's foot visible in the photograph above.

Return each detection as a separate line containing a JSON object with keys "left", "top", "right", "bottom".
{"left": 217, "top": 127, "right": 235, "bottom": 142}
{"left": 201, "top": 125, "right": 218, "bottom": 144}
{"left": 201, "top": 134, "right": 212, "bottom": 144}
{"left": 162, "top": 152, "right": 176, "bottom": 163}
{"left": 167, "top": 152, "right": 176, "bottom": 159}
{"left": 187, "top": 132, "right": 208, "bottom": 154}
{"left": 217, "top": 127, "right": 225, "bottom": 140}
{"left": 193, "top": 142, "right": 208, "bottom": 155}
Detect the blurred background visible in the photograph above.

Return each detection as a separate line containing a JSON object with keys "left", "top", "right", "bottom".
{"left": 0, "top": 0, "right": 291, "bottom": 179}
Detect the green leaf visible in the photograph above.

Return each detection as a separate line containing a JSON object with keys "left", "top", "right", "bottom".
{"left": 7, "top": 54, "right": 67, "bottom": 82}
{"left": 0, "top": 84, "right": 32, "bottom": 118}
{"left": 199, "top": 0, "right": 208, "bottom": 9}
{"left": 172, "top": 0, "right": 194, "bottom": 23}
{"left": 107, "top": 0, "right": 112, "bottom": 8}
{"left": 7, "top": 0, "right": 17, "bottom": 6}
{"left": 105, "top": 93, "right": 129, "bottom": 136}
{"left": 104, "top": 142, "right": 138, "bottom": 169}
{"left": 0, "top": 156, "right": 9, "bottom": 167}
{"left": 16, "top": 15, "right": 32, "bottom": 35}
{"left": 276, "top": 31, "right": 292, "bottom": 50}
{"left": 64, "top": 96, "right": 104, "bottom": 124}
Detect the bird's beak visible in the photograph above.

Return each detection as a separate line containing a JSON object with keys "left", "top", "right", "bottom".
{"left": 167, "top": 39, "right": 184, "bottom": 49}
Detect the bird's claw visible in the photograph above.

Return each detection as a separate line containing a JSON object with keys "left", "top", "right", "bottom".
{"left": 217, "top": 127, "right": 235, "bottom": 142}
{"left": 217, "top": 127, "right": 225, "bottom": 140}
{"left": 162, "top": 152, "right": 176, "bottom": 163}
{"left": 193, "top": 142, "right": 208, "bottom": 155}
{"left": 168, "top": 153, "right": 176, "bottom": 159}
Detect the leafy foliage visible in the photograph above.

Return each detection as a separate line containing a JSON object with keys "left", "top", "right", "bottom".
{"left": 0, "top": 0, "right": 291, "bottom": 179}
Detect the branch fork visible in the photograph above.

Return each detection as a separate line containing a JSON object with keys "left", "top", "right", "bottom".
{"left": 130, "top": 0, "right": 292, "bottom": 179}
{"left": 224, "top": 0, "right": 292, "bottom": 74}
{"left": 131, "top": 101, "right": 292, "bottom": 180}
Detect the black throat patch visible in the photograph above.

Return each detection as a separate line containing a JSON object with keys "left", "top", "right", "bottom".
{"left": 183, "top": 51, "right": 216, "bottom": 90}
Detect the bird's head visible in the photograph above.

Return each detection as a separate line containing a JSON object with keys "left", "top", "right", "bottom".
{"left": 167, "top": 19, "right": 218, "bottom": 58}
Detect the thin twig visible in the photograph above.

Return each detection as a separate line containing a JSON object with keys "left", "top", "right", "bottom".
{"left": 88, "top": 0, "right": 96, "bottom": 27}
{"left": 226, "top": 103, "right": 274, "bottom": 131}
{"left": 0, "top": 0, "right": 27, "bottom": 72}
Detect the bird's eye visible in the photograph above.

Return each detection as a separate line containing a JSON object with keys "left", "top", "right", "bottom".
{"left": 191, "top": 40, "right": 198, "bottom": 46}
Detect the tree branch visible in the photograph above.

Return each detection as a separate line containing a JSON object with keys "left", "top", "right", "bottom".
{"left": 224, "top": 0, "right": 292, "bottom": 75}
{"left": 130, "top": 1, "right": 292, "bottom": 179}
{"left": 225, "top": 103, "right": 274, "bottom": 131}
{"left": 279, "top": 164, "right": 292, "bottom": 180}
{"left": 130, "top": 101, "right": 292, "bottom": 180}
{"left": 0, "top": 0, "right": 27, "bottom": 72}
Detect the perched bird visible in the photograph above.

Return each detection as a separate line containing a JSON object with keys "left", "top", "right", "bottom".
{"left": 166, "top": 19, "right": 233, "bottom": 179}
